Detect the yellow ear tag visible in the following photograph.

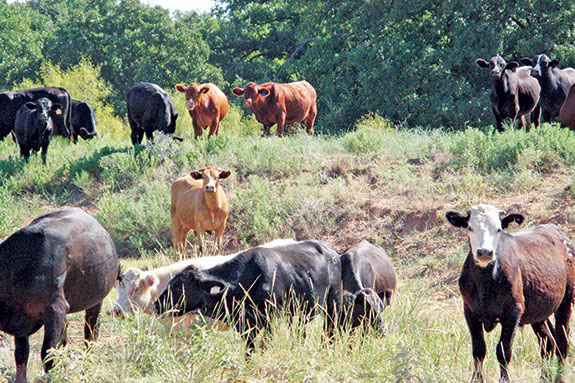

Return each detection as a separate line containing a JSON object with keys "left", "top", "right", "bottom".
{"left": 210, "top": 286, "right": 221, "bottom": 294}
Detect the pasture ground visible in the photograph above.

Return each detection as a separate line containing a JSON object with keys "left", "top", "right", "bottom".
{"left": 1, "top": 119, "right": 574, "bottom": 382}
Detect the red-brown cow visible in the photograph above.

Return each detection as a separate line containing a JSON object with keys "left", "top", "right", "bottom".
{"left": 175, "top": 83, "right": 228, "bottom": 139}
{"left": 558, "top": 83, "right": 575, "bottom": 129}
{"left": 232, "top": 81, "right": 317, "bottom": 136}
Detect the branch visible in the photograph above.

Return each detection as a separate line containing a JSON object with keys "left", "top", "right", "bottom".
{"left": 273, "top": 38, "right": 317, "bottom": 80}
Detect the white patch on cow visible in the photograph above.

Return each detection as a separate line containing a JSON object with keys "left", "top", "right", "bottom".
{"left": 210, "top": 286, "right": 221, "bottom": 294}
{"left": 467, "top": 204, "right": 503, "bottom": 268}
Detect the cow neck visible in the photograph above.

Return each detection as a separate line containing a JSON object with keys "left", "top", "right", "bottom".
{"left": 203, "top": 188, "right": 222, "bottom": 211}
{"left": 492, "top": 73, "right": 510, "bottom": 95}
{"left": 541, "top": 69, "right": 559, "bottom": 96}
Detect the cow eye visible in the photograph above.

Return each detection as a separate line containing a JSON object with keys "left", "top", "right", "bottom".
{"left": 467, "top": 227, "right": 473, "bottom": 232}
{"left": 497, "top": 229, "right": 502, "bottom": 233}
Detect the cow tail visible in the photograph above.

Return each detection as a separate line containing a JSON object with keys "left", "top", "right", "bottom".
{"left": 59, "top": 87, "right": 72, "bottom": 138}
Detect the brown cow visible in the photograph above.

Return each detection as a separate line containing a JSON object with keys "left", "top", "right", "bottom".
{"left": 446, "top": 204, "right": 575, "bottom": 383}
{"left": 175, "top": 83, "right": 228, "bottom": 139}
{"left": 558, "top": 83, "right": 575, "bottom": 129}
{"left": 171, "top": 166, "right": 231, "bottom": 254}
{"left": 232, "top": 81, "right": 317, "bottom": 136}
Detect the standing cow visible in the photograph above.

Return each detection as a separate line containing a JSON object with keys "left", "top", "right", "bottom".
{"left": 126, "top": 82, "right": 178, "bottom": 145}
{"left": 175, "top": 83, "right": 228, "bottom": 139}
{"left": 446, "top": 204, "right": 575, "bottom": 383}
{"left": 558, "top": 84, "right": 575, "bottom": 129}
{"left": 0, "top": 208, "right": 119, "bottom": 383}
{"left": 171, "top": 166, "right": 231, "bottom": 254}
{"left": 0, "top": 87, "right": 72, "bottom": 140}
{"left": 340, "top": 240, "right": 396, "bottom": 331}
{"left": 520, "top": 54, "right": 575, "bottom": 122}
{"left": 476, "top": 56, "right": 541, "bottom": 131}
{"left": 232, "top": 81, "right": 317, "bottom": 136}
{"left": 70, "top": 99, "right": 98, "bottom": 141}
{"left": 13, "top": 98, "right": 61, "bottom": 164}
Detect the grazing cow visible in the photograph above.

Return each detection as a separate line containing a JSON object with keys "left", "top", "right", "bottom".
{"left": 520, "top": 54, "right": 575, "bottom": 121}
{"left": 154, "top": 240, "right": 341, "bottom": 349}
{"left": 0, "top": 87, "right": 72, "bottom": 140}
{"left": 0, "top": 208, "right": 119, "bottom": 383}
{"left": 70, "top": 99, "right": 98, "bottom": 141}
{"left": 126, "top": 82, "right": 179, "bottom": 145}
{"left": 112, "top": 239, "right": 296, "bottom": 317}
{"left": 476, "top": 56, "right": 541, "bottom": 131}
{"left": 171, "top": 166, "right": 231, "bottom": 254}
{"left": 175, "top": 83, "right": 229, "bottom": 139}
{"left": 13, "top": 98, "right": 61, "bottom": 164}
{"left": 232, "top": 81, "right": 317, "bottom": 136}
{"left": 446, "top": 204, "right": 575, "bottom": 383}
{"left": 340, "top": 240, "right": 396, "bottom": 331}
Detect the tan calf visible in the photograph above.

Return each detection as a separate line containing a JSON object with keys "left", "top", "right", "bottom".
{"left": 171, "top": 166, "right": 231, "bottom": 254}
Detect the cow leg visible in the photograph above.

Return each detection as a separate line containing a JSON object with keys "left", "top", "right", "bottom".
{"left": 493, "top": 109, "right": 504, "bottom": 133}
{"left": 131, "top": 129, "right": 143, "bottom": 145}
{"left": 84, "top": 302, "right": 102, "bottom": 343}
{"left": 532, "top": 320, "right": 556, "bottom": 382}
{"left": 215, "top": 220, "right": 227, "bottom": 252}
{"left": 41, "top": 298, "right": 70, "bottom": 372}
{"left": 276, "top": 113, "right": 287, "bottom": 137}
{"left": 553, "top": 284, "right": 573, "bottom": 383}
{"left": 464, "top": 305, "right": 486, "bottom": 382}
{"left": 520, "top": 115, "right": 527, "bottom": 131}
{"left": 20, "top": 146, "right": 30, "bottom": 162}
{"left": 144, "top": 129, "right": 154, "bottom": 143}
{"left": 208, "top": 120, "right": 219, "bottom": 137}
{"left": 41, "top": 141, "right": 49, "bottom": 165}
{"left": 193, "top": 120, "right": 203, "bottom": 139}
{"left": 194, "top": 230, "right": 204, "bottom": 255}
{"left": 496, "top": 314, "right": 521, "bottom": 383}
{"left": 531, "top": 104, "right": 541, "bottom": 127}
{"left": 542, "top": 109, "right": 552, "bottom": 123}
{"left": 305, "top": 106, "right": 317, "bottom": 135}
{"left": 14, "top": 336, "right": 30, "bottom": 383}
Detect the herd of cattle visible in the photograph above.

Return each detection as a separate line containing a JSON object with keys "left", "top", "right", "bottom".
{"left": 0, "top": 78, "right": 318, "bottom": 164}
{"left": 1, "top": 56, "right": 575, "bottom": 383}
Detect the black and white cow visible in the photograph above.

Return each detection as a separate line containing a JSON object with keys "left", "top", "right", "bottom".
{"left": 154, "top": 240, "right": 341, "bottom": 349}
{"left": 70, "top": 99, "right": 98, "bottom": 141}
{"left": 13, "top": 98, "right": 61, "bottom": 164}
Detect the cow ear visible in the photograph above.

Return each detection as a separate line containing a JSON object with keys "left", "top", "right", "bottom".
{"left": 504, "top": 61, "right": 519, "bottom": 72}
{"left": 200, "top": 87, "right": 210, "bottom": 94}
{"left": 25, "top": 102, "right": 37, "bottom": 109}
{"left": 175, "top": 84, "right": 187, "bottom": 93}
{"left": 51, "top": 103, "right": 62, "bottom": 111}
{"left": 520, "top": 57, "right": 534, "bottom": 66}
{"left": 476, "top": 59, "right": 489, "bottom": 69}
{"left": 550, "top": 59, "right": 560, "bottom": 68}
{"left": 232, "top": 87, "right": 245, "bottom": 97}
{"left": 141, "top": 274, "right": 159, "bottom": 289}
{"left": 259, "top": 88, "right": 270, "bottom": 97}
{"left": 218, "top": 170, "right": 231, "bottom": 179}
{"left": 190, "top": 170, "right": 203, "bottom": 180}
{"left": 446, "top": 211, "right": 470, "bottom": 228}
{"left": 501, "top": 213, "right": 524, "bottom": 229}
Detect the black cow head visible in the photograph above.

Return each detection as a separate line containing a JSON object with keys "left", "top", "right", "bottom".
{"left": 521, "top": 54, "right": 560, "bottom": 78}
{"left": 476, "top": 56, "right": 519, "bottom": 80}
{"left": 153, "top": 266, "right": 228, "bottom": 317}
{"left": 342, "top": 288, "right": 389, "bottom": 329}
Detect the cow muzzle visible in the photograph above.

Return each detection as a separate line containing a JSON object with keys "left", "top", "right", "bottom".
{"left": 475, "top": 249, "right": 495, "bottom": 266}
{"left": 490, "top": 71, "right": 501, "bottom": 79}
{"left": 243, "top": 100, "right": 253, "bottom": 108}
{"left": 185, "top": 100, "right": 195, "bottom": 110}
{"left": 110, "top": 307, "right": 126, "bottom": 319}
{"left": 531, "top": 68, "right": 541, "bottom": 77}
{"left": 205, "top": 185, "right": 216, "bottom": 193}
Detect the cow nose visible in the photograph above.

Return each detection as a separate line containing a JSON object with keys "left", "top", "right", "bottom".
{"left": 531, "top": 69, "right": 540, "bottom": 77}
{"left": 185, "top": 101, "right": 194, "bottom": 110}
{"left": 244, "top": 100, "right": 252, "bottom": 108}
{"left": 111, "top": 308, "right": 125, "bottom": 319}
{"left": 205, "top": 185, "right": 215, "bottom": 192}
{"left": 476, "top": 249, "right": 494, "bottom": 259}
{"left": 490, "top": 71, "right": 500, "bottom": 79}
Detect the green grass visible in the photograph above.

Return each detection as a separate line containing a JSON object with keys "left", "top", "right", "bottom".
{"left": 1, "top": 117, "right": 575, "bottom": 382}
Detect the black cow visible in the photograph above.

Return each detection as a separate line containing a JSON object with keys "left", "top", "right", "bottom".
{"left": 13, "top": 98, "right": 61, "bottom": 164}
{"left": 126, "top": 82, "right": 178, "bottom": 145}
{"left": 0, "top": 208, "right": 119, "bottom": 383}
{"left": 520, "top": 54, "right": 575, "bottom": 122}
{"left": 154, "top": 240, "right": 341, "bottom": 349}
{"left": 340, "top": 240, "right": 396, "bottom": 331}
{"left": 0, "top": 87, "right": 72, "bottom": 140}
{"left": 476, "top": 56, "right": 541, "bottom": 132}
{"left": 70, "top": 99, "right": 98, "bottom": 141}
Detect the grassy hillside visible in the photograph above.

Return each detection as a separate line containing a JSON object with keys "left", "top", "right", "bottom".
{"left": 1, "top": 119, "right": 575, "bottom": 382}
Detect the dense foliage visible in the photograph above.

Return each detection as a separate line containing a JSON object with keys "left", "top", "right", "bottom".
{"left": 2, "top": 0, "right": 575, "bottom": 130}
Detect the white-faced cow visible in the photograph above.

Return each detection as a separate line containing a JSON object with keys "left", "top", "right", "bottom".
{"left": 446, "top": 204, "right": 575, "bottom": 383}
{"left": 340, "top": 240, "right": 396, "bottom": 331}
{"left": 112, "top": 239, "right": 296, "bottom": 317}
{"left": 154, "top": 240, "right": 341, "bottom": 350}
{"left": 476, "top": 56, "right": 541, "bottom": 131}
{"left": 520, "top": 54, "right": 575, "bottom": 122}
{"left": 13, "top": 98, "right": 61, "bottom": 164}
{"left": 0, "top": 208, "right": 119, "bottom": 383}
{"left": 126, "top": 82, "right": 179, "bottom": 145}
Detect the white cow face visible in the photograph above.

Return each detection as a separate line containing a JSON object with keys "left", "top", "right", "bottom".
{"left": 112, "top": 268, "right": 160, "bottom": 317}
{"left": 446, "top": 204, "right": 524, "bottom": 268}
